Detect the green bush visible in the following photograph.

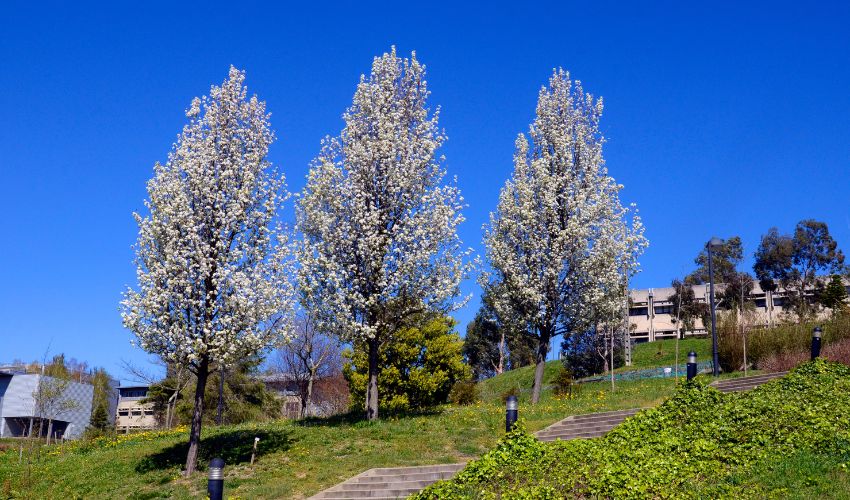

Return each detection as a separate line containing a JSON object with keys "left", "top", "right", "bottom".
{"left": 499, "top": 386, "right": 520, "bottom": 404}
{"left": 448, "top": 380, "right": 479, "bottom": 406}
{"left": 552, "top": 366, "right": 578, "bottom": 398}
{"left": 344, "top": 315, "right": 471, "bottom": 413}
{"left": 416, "top": 360, "right": 850, "bottom": 499}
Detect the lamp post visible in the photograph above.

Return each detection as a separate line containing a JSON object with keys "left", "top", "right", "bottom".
{"left": 812, "top": 326, "right": 822, "bottom": 360}
{"left": 208, "top": 457, "right": 224, "bottom": 500}
{"left": 707, "top": 237, "right": 723, "bottom": 376}
{"left": 686, "top": 351, "right": 698, "bottom": 381}
{"left": 505, "top": 396, "right": 518, "bottom": 432}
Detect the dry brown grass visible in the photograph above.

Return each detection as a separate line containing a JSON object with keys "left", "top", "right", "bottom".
{"left": 759, "top": 337, "right": 850, "bottom": 372}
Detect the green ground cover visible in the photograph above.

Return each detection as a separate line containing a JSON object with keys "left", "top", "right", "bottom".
{"left": 416, "top": 360, "right": 850, "bottom": 499}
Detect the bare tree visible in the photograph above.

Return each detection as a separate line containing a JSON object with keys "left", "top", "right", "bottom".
{"left": 32, "top": 372, "right": 79, "bottom": 444}
{"left": 121, "top": 358, "right": 191, "bottom": 429}
{"left": 273, "top": 314, "right": 342, "bottom": 418}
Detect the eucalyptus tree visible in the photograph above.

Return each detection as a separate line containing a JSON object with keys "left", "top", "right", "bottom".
{"left": 122, "top": 67, "right": 295, "bottom": 474}
{"left": 754, "top": 220, "right": 845, "bottom": 320}
{"left": 297, "top": 48, "right": 473, "bottom": 421}
{"left": 483, "top": 70, "right": 647, "bottom": 404}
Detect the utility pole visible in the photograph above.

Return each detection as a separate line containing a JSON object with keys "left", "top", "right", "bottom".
{"left": 708, "top": 237, "right": 723, "bottom": 376}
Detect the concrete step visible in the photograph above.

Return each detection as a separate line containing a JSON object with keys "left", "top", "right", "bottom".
{"left": 534, "top": 408, "right": 642, "bottom": 443}
{"left": 539, "top": 417, "right": 634, "bottom": 431}
{"left": 350, "top": 471, "right": 458, "bottom": 484}
{"left": 332, "top": 479, "right": 438, "bottom": 491}
{"left": 314, "top": 493, "right": 421, "bottom": 499}
{"left": 563, "top": 408, "right": 641, "bottom": 422}
{"left": 536, "top": 423, "right": 624, "bottom": 439}
{"left": 711, "top": 372, "right": 786, "bottom": 393}
{"left": 359, "top": 463, "right": 465, "bottom": 476}
{"left": 538, "top": 430, "right": 610, "bottom": 442}
{"left": 308, "top": 463, "right": 465, "bottom": 500}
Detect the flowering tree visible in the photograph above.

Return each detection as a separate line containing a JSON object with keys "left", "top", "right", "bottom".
{"left": 297, "top": 48, "right": 472, "bottom": 420}
{"left": 483, "top": 70, "right": 647, "bottom": 403}
{"left": 121, "top": 67, "right": 294, "bottom": 474}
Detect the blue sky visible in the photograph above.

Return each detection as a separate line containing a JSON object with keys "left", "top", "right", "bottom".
{"left": 1, "top": 2, "right": 849, "bottom": 381}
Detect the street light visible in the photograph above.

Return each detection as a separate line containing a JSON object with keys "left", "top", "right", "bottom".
{"left": 707, "top": 237, "right": 723, "bottom": 376}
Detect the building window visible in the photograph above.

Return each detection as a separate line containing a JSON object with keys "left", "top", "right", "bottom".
{"left": 654, "top": 305, "right": 673, "bottom": 315}
{"left": 118, "top": 410, "right": 129, "bottom": 416}
{"left": 629, "top": 307, "right": 648, "bottom": 317}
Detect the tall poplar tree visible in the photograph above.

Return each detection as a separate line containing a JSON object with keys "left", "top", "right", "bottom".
{"left": 483, "top": 70, "right": 647, "bottom": 404}
{"left": 122, "top": 67, "right": 294, "bottom": 474}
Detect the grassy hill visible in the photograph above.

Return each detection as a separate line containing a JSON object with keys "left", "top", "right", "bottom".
{"left": 0, "top": 337, "right": 758, "bottom": 499}
{"left": 418, "top": 360, "right": 850, "bottom": 499}
{"left": 478, "top": 337, "right": 713, "bottom": 402}
{"left": 0, "top": 373, "right": 682, "bottom": 499}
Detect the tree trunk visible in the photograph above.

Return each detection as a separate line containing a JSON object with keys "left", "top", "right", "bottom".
{"left": 366, "top": 338, "right": 379, "bottom": 421}
{"left": 46, "top": 419, "right": 53, "bottom": 445}
{"left": 302, "top": 369, "right": 316, "bottom": 419}
{"left": 531, "top": 330, "right": 550, "bottom": 404}
{"left": 496, "top": 330, "right": 506, "bottom": 375}
{"left": 185, "top": 358, "right": 209, "bottom": 476}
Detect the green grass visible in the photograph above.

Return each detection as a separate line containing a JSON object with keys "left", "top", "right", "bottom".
{"left": 417, "top": 360, "right": 850, "bottom": 499}
{"left": 477, "top": 337, "right": 713, "bottom": 402}
{"left": 626, "top": 337, "right": 712, "bottom": 370}
{"left": 0, "top": 338, "right": 775, "bottom": 500}
{"left": 0, "top": 375, "right": 679, "bottom": 499}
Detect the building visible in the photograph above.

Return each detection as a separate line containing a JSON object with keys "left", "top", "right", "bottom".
{"left": 0, "top": 369, "right": 94, "bottom": 440}
{"left": 260, "top": 373, "right": 349, "bottom": 419}
{"left": 115, "top": 385, "right": 157, "bottom": 433}
{"left": 628, "top": 278, "right": 850, "bottom": 342}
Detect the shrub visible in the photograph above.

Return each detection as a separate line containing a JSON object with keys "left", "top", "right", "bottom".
{"left": 760, "top": 337, "right": 850, "bottom": 372}
{"left": 344, "top": 315, "right": 471, "bottom": 412}
{"left": 448, "top": 380, "right": 479, "bottom": 405}
{"left": 499, "top": 386, "right": 520, "bottom": 403}
{"left": 552, "top": 367, "right": 579, "bottom": 398}
{"left": 719, "top": 312, "right": 850, "bottom": 372}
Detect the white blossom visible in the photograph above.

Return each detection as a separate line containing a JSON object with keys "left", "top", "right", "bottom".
{"left": 121, "top": 67, "right": 295, "bottom": 373}
{"left": 296, "top": 48, "right": 473, "bottom": 418}
{"left": 483, "top": 69, "right": 647, "bottom": 402}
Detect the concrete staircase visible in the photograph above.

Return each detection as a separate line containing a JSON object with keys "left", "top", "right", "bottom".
{"left": 534, "top": 408, "right": 642, "bottom": 442}
{"left": 709, "top": 371, "right": 787, "bottom": 393}
{"left": 308, "top": 463, "right": 466, "bottom": 500}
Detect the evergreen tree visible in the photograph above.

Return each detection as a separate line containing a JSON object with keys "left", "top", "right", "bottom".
{"left": 820, "top": 274, "right": 848, "bottom": 312}
{"left": 89, "top": 403, "right": 109, "bottom": 431}
{"left": 344, "top": 314, "right": 469, "bottom": 412}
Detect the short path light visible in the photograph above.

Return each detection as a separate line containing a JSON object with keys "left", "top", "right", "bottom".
{"left": 506, "top": 396, "right": 518, "bottom": 432}
{"left": 686, "top": 351, "right": 698, "bottom": 381}
{"left": 208, "top": 457, "right": 224, "bottom": 500}
{"left": 812, "top": 326, "right": 823, "bottom": 360}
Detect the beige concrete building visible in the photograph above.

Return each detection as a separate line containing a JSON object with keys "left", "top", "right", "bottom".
{"left": 628, "top": 278, "right": 850, "bottom": 343}
{"left": 115, "top": 385, "right": 157, "bottom": 433}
